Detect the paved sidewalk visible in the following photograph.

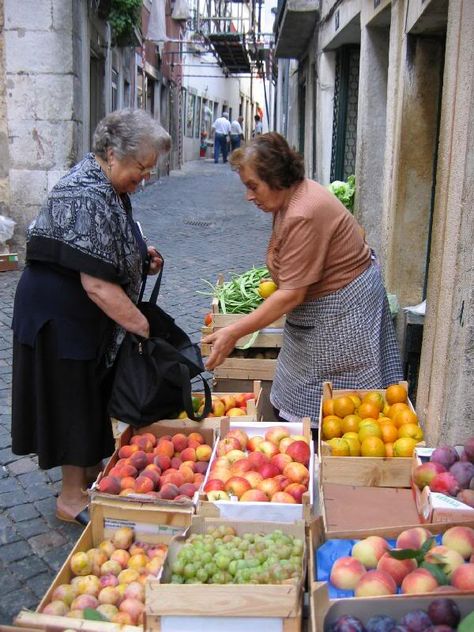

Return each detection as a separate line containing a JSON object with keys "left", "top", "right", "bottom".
{"left": 0, "top": 159, "right": 271, "bottom": 624}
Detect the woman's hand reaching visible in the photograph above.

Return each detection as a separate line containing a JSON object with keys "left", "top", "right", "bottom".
{"left": 202, "top": 327, "right": 239, "bottom": 370}
{"left": 147, "top": 247, "right": 163, "bottom": 275}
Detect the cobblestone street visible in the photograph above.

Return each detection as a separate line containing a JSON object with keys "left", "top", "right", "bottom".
{"left": 0, "top": 159, "right": 271, "bottom": 624}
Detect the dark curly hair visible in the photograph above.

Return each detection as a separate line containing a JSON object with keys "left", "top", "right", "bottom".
{"left": 229, "top": 132, "right": 305, "bottom": 189}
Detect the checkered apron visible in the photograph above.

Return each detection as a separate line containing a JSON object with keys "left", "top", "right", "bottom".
{"left": 270, "top": 264, "right": 403, "bottom": 425}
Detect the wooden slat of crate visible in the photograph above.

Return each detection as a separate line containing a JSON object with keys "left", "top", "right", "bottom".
{"left": 201, "top": 331, "right": 283, "bottom": 355}
{"left": 146, "top": 610, "right": 302, "bottom": 632}
{"left": 213, "top": 357, "right": 278, "bottom": 381}
{"left": 319, "top": 381, "right": 418, "bottom": 488}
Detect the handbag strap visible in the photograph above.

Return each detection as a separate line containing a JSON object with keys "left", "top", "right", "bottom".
{"left": 138, "top": 252, "right": 164, "bottom": 304}
{"left": 178, "top": 364, "right": 213, "bottom": 421}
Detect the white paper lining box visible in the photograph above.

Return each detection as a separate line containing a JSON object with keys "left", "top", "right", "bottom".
{"left": 307, "top": 517, "right": 474, "bottom": 632}
{"left": 319, "top": 381, "right": 422, "bottom": 488}
{"left": 145, "top": 515, "right": 305, "bottom": 632}
{"left": 14, "top": 500, "right": 182, "bottom": 631}
{"left": 412, "top": 448, "right": 474, "bottom": 523}
{"left": 197, "top": 419, "right": 314, "bottom": 523}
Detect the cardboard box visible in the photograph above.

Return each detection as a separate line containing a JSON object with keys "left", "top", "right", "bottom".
{"left": 110, "top": 380, "right": 263, "bottom": 446}
{"left": 308, "top": 517, "right": 474, "bottom": 632}
{"left": 312, "top": 587, "right": 474, "bottom": 632}
{"left": 412, "top": 449, "right": 474, "bottom": 523}
{"left": 145, "top": 515, "right": 305, "bottom": 631}
{"left": 14, "top": 500, "right": 182, "bottom": 631}
{"left": 198, "top": 419, "right": 314, "bottom": 523}
{"left": 319, "top": 382, "right": 421, "bottom": 488}
{"left": 0, "top": 252, "right": 19, "bottom": 272}
{"left": 91, "top": 420, "right": 216, "bottom": 510}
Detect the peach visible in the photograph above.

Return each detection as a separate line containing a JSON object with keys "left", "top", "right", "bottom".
{"left": 153, "top": 454, "right": 171, "bottom": 471}
{"left": 180, "top": 447, "right": 197, "bottom": 462}
{"left": 194, "top": 461, "right": 209, "bottom": 475}
{"left": 112, "top": 612, "right": 134, "bottom": 625}
{"left": 401, "top": 568, "right": 439, "bottom": 594}
{"left": 111, "top": 527, "right": 134, "bottom": 550}
{"left": 377, "top": 551, "right": 417, "bottom": 585}
{"left": 352, "top": 536, "right": 390, "bottom": 569}
{"left": 97, "top": 475, "right": 121, "bottom": 495}
{"left": 178, "top": 464, "right": 195, "bottom": 484}
{"left": 284, "top": 482, "right": 307, "bottom": 503}
{"left": 257, "top": 477, "right": 281, "bottom": 499}
{"left": 119, "top": 597, "right": 144, "bottom": 625}
{"left": 271, "top": 452, "right": 293, "bottom": 472}
{"left": 117, "top": 568, "right": 140, "bottom": 585}
{"left": 442, "top": 525, "right": 474, "bottom": 559}
{"left": 120, "top": 476, "right": 136, "bottom": 491}
{"left": 100, "top": 559, "right": 123, "bottom": 576}
{"left": 187, "top": 431, "right": 204, "bottom": 444}
{"left": 127, "top": 553, "right": 148, "bottom": 572}
{"left": 159, "top": 482, "right": 179, "bottom": 500}
{"left": 450, "top": 562, "right": 474, "bottom": 590}
{"left": 118, "top": 444, "right": 139, "bottom": 459}
{"left": 220, "top": 394, "right": 236, "bottom": 410}
{"left": 265, "top": 426, "right": 290, "bottom": 445}
{"left": 110, "top": 549, "right": 130, "bottom": 569}
{"left": 226, "top": 407, "right": 246, "bottom": 416}
{"left": 86, "top": 548, "right": 108, "bottom": 574}
{"left": 146, "top": 557, "right": 165, "bottom": 575}
{"left": 239, "top": 488, "right": 269, "bottom": 502}
{"left": 424, "top": 545, "right": 465, "bottom": 578}
{"left": 271, "top": 491, "right": 297, "bottom": 503}
{"left": 71, "top": 594, "right": 99, "bottom": 610}
{"left": 224, "top": 476, "right": 251, "bottom": 498}
{"left": 170, "top": 456, "right": 182, "bottom": 469}
{"left": 195, "top": 444, "right": 212, "bottom": 461}
{"left": 130, "top": 435, "right": 153, "bottom": 452}
{"left": 247, "top": 435, "right": 265, "bottom": 452}
{"left": 42, "top": 600, "right": 69, "bottom": 616}
{"left": 97, "top": 603, "right": 119, "bottom": 620}
{"left": 98, "top": 586, "right": 121, "bottom": 605}
{"left": 140, "top": 469, "right": 160, "bottom": 486}
{"left": 171, "top": 433, "right": 188, "bottom": 452}
{"left": 256, "top": 440, "right": 280, "bottom": 458}
{"left": 396, "top": 527, "right": 433, "bottom": 550}
{"left": 99, "top": 574, "right": 119, "bottom": 588}
{"left": 161, "top": 470, "right": 184, "bottom": 487}
{"left": 134, "top": 475, "right": 155, "bottom": 493}
{"left": 330, "top": 556, "right": 367, "bottom": 590}
{"left": 70, "top": 551, "right": 92, "bottom": 576}
{"left": 129, "top": 450, "right": 148, "bottom": 471}
{"left": 124, "top": 581, "right": 145, "bottom": 601}
{"left": 178, "top": 482, "right": 197, "bottom": 498}
{"left": 98, "top": 539, "right": 116, "bottom": 558}
{"left": 67, "top": 609, "right": 85, "bottom": 619}
{"left": 283, "top": 462, "right": 310, "bottom": 485}
{"left": 139, "top": 432, "right": 157, "bottom": 447}
{"left": 155, "top": 440, "right": 174, "bottom": 458}
{"left": 286, "top": 440, "right": 311, "bottom": 466}
{"left": 354, "top": 569, "right": 397, "bottom": 597}
{"left": 74, "top": 574, "right": 101, "bottom": 596}
{"left": 51, "top": 583, "right": 77, "bottom": 606}
{"left": 413, "top": 462, "right": 447, "bottom": 490}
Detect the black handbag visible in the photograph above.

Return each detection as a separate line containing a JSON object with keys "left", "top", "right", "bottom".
{"left": 108, "top": 263, "right": 212, "bottom": 427}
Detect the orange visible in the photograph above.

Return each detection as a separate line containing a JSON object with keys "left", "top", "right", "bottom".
{"left": 385, "top": 384, "right": 408, "bottom": 406}
{"left": 347, "top": 393, "right": 362, "bottom": 408}
{"left": 360, "top": 436, "right": 386, "bottom": 457}
{"left": 358, "top": 423, "right": 382, "bottom": 442}
{"left": 341, "top": 414, "right": 362, "bottom": 434}
{"left": 380, "top": 423, "right": 398, "bottom": 444}
{"left": 342, "top": 431, "right": 359, "bottom": 440}
{"left": 342, "top": 435, "right": 361, "bottom": 456}
{"left": 385, "top": 442, "right": 394, "bottom": 457}
{"left": 359, "top": 418, "right": 380, "bottom": 428}
{"left": 327, "top": 438, "right": 350, "bottom": 456}
{"left": 357, "top": 401, "right": 381, "bottom": 420}
{"left": 322, "top": 415, "right": 343, "bottom": 440}
{"left": 378, "top": 417, "right": 394, "bottom": 426}
{"left": 398, "top": 423, "right": 424, "bottom": 441}
{"left": 392, "top": 437, "right": 418, "bottom": 457}
{"left": 382, "top": 402, "right": 391, "bottom": 416}
{"left": 322, "top": 398, "right": 335, "bottom": 417}
{"left": 362, "top": 391, "right": 385, "bottom": 412}
{"left": 386, "top": 402, "right": 410, "bottom": 420}
{"left": 392, "top": 408, "right": 418, "bottom": 428}
{"left": 333, "top": 396, "right": 356, "bottom": 418}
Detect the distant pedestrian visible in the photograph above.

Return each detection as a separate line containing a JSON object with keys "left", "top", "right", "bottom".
{"left": 230, "top": 116, "right": 244, "bottom": 151}
{"left": 11, "top": 109, "right": 171, "bottom": 526}
{"left": 212, "top": 111, "right": 231, "bottom": 163}
{"left": 253, "top": 114, "right": 263, "bottom": 137}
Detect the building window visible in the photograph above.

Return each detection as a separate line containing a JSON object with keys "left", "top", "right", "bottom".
{"left": 123, "top": 80, "right": 130, "bottom": 107}
{"left": 186, "top": 93, "right": 196, "bottom": 137}
{"left": 194, "top": 97, "right": 202, "bottom": 137}
{"left": 111, "top": 69, "right": 118, "bottom": 111}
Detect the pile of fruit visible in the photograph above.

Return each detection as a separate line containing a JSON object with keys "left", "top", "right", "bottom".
{"left": 325, "top": 525, "right": 474, "bottom": 597}
{"left": 413, "top": 437, "right": 474, "bottom": 508}
{"left": 97, "top": 431, "right": 212, "bottom": 501}
{"left": 204, "top": 426, "right": 310, "bottom": 503}
{"left": 176, "top": 391, "right": 256, "bottom": 419}
{"left": 168, "top": 525, "right": 304, "bottom": 584}
{"left": 41, "top": 527, "right": 167, "bottom": 625}
{"left": 329, "top": 597, "right": 474, "bottom": 632}
{"left": 321, "top": 384, "right": 423, "bottom": 458}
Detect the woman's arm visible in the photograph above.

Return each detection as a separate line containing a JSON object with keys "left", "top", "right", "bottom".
{"left": 81, "top": 273, "right": 149, "bottom": 338}
{"left": 203, "top": 286, "right": 306, "bottom": 370}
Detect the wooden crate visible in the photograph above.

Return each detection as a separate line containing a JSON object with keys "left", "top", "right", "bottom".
{"left": 213, "top": 356, "right": 279, "bottom": 381}
{"left": 197, "top": 419, "right": 315, "bottom": 524}
{"left": 14, "top": 501, "right": 181, "bottom": 631}
{"left": 319, "top": 381, "right": 420, "bottom": 488}
{"left": 307, "top": 517, "right": 474, "bottom": 632}
{"left": 145, "top": 515, "right": 305, "bottom": 631}
{"left": 91, "top": 421, "right": 217, "bottom": 509}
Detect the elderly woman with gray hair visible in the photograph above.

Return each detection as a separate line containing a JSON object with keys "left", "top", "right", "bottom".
{"left": 11, "top": 109, "right": 171, "bottom": 525}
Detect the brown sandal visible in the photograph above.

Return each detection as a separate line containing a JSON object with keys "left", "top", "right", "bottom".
{"left": 56, "top": 507, "right": 90, "bottom": 526}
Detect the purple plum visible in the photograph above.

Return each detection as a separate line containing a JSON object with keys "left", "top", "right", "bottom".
{"left": 400, "top": 610, "right": 432, "bottom": 632}
{"left": 427, "top": 598, "right": 461, "bottom": 627}
{"left": 366, "top": 615, "right": 398, "bottom": 632}
{"left": 331, "top": 615, "right": 366, "bottom": 632}
{"left": 430, "top": 446, "right": 459, "bottom": 470}
{"left": 449, "top": 461, "right": 474, "bottom": 488}
{"left": 463, "top": 437, "right": 474, "bottom": 463}
{"left": 390, "top": 627, "right": 409, "bottom": 632}
{"left": 457, "top": 489, "right": 474, "bottom": 507}
{"left": 425, "top": 627, "right": 455, "bottom": 631}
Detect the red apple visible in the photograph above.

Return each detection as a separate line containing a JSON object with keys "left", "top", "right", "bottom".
{"left": 257, "top": 477, "right": 281, "bottom": 499}
{"left": 217, "top": 437, "right": 241, "bottom": 456}
{"left": 226, "top": 429, "right": 249, "bottom": 450}
{"left": 256, "top": 440, "right": 280, "bottom": 459}
{"left": 230, "top": 458, "right": 252, "bottom": 475}
{"left": 207, "top": 490, "right": 230, "bottom": 501}
{"left": 258, "top": 462, "right": 280, "bottom": 479}
{"left": 265, "top": 426, "right": 290, "bottom": 445}
{"left": 284, "top": 482, "right": 307, "bottom": 503}
{"left": 247, "top": 436, "right": 265, "bottom": 452}
{"left": 242, "top": 470, "right": 264, "bottom": 487}
{"left": 204, "top": 479, "right": 225, "bottom": 493}
{"left": 271, "top": 491, "right": 297, "bottom": 503}
{"left": 224, "top": 476, "right": 251, "bottom": 498}
{"left": 286, "top": 440, "right": 311, "bottom": 466}
{"left": 240, "top": 489, "right": 269, "bottom": 502}
{"left": 247, "top": 451, "right": 269, "bottom": 469}
{"left": 283, "top": 462, "right": 310, "bottom": 485}
{"left": 271, "top": 453, "right": 293, "bottom": 473}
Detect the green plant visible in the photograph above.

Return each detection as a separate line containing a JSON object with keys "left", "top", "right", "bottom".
{"left": 327, "top": 174, "right": 356, "bottom": 213}
{"left": 108, "top": 0, "right": 142, "bottom": 46}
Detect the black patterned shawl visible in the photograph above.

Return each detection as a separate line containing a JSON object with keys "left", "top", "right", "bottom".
{"left": 26, "top": 153, "right": 144, "bottom": 364}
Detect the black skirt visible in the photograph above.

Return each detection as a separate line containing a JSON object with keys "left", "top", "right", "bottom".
{"left": 11, "top": 322, "right": 115, "bottom": 470}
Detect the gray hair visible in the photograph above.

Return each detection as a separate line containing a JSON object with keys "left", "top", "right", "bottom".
{"left": 222, "top": 112, "right": 229, "bottom": 119}
{"left": 93, "top": 108, "right": 171, "bottom": 160}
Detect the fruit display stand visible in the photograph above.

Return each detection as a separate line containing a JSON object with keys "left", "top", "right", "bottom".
{"left": 312, "top": 587, "right": 474, "bottom": 632}
{"left": 412, "top": 449, "right": 474, "bottom": 524}
{"left": 307, "top": 518, "right": 474, "bottom": 632}
{"left": 90, "top": 421, "right": 217, "bottom": 511}
{"left": 319, "top": 381, "right": 420, "bottom": 489}
{"left": 14, "top": 500, "right": 180, "bottom": 631}
{"left": 145, "top": 515, "right": 305, "bottom": 632}
{"left": 197, "top": 419, "right": 314, "bottom": 524}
